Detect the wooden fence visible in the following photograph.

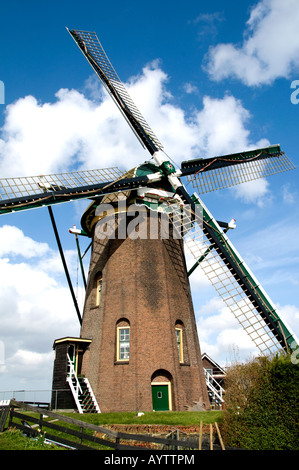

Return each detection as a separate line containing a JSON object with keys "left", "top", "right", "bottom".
{"left": 0, "top": 400, "right": 10, "bottom": 432}
{"left": 8, "top": 400, "right": 207, "bottom": 450}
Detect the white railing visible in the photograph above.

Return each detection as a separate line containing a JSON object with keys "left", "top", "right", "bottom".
{"left": 66, "top": 354, "right": 84, "bottom": 413}
{"left": 83, "top": 378, "right": 101, "bottom": 413}
{"left": 204, "top": 370, "right": 225, "bottom": 403}
{"left": 66, "top": 354, "right": 101, "bottom": 413}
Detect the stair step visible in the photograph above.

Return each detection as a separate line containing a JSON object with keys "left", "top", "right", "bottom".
{"left": 67, "top": 357, "right": 100, "bottom": 413}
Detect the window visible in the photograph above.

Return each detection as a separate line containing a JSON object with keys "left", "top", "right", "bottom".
{"left": 175, "top": 327, "right": 184, "bottom": 363}
{"left": 117, "top": 326, "right": 130, "bottom": 361}
{"left": 95, "top": 274, "right": 102, "bottom": 306}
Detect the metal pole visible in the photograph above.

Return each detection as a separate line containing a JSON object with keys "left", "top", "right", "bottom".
{"left": 47, "top": 206, "right": 82, "bottom": 325}
{"left": 75, "top": 234, "right": 87, "bottom": 290}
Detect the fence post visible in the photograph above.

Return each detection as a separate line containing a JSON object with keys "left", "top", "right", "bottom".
{"left": 214, "top": 422, "right": 225, "bottom": 450}
{"left": 198, "top": 421, "right": 203, "bottom": 450}
{"left": 210, "top": 424, "right": 213, "bottom": 450}
{"left": 39, "top": 413, "right": 43, "bottom": 432}
{"left": 8, "top": 403, "right": 15, "bottom": 429}
{"left": 0, "top": 400, "right": 10, "bottom": 432}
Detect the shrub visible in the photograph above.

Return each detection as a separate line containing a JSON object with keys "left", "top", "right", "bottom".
{"left": 221, "top": 354, "right": 299, "bottom": 450}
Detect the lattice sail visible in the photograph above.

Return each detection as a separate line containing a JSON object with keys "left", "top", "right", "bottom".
{"left": 68, "top": 29, "right": 163, "bottom": 155}
{"left": 185, "top": 150, "right": 295, "bottom": 194}
{"left": 0, "top": 167, "right": 124, "bottom": 202}
{"left": 165, "top": 195, "right": 297, "bottom": 356}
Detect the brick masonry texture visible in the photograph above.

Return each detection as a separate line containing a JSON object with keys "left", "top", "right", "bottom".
{"left": 80, "top": 208, "right": 209, "bottom": 412}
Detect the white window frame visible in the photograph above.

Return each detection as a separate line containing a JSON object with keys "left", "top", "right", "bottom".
{"left": 175, "top": 327, "right": 184, "bottom": 363}
{"left": 117, "top": 326, "right": 130, "bottom": 361}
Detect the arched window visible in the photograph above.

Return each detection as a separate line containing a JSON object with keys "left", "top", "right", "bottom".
{"left": 95, "top": 272, "right": 102, "bottom": 306}
{"left": 175, "top": 321, "right": 184, "bottom": 363}
{"left": 116, "top": 319, "right": 130, "bottom": 362}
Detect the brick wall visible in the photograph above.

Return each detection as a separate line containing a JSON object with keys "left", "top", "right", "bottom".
{"left": 80, "top": 206, "right": 209, "bottom": 412}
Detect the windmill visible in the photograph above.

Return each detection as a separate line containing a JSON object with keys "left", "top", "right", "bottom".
{"left": 0, "top": 29, "right": 298, "bottom": 413}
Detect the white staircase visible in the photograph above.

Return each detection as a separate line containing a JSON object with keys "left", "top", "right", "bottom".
{"left": 204, "top": 369, "right": 225, "bottom": 405}
{"left": 66, "top": 354, "right": 100, "bottom": 413}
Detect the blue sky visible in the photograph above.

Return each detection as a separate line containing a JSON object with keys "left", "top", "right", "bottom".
{"left": 0, "top": 0, "right": 299, "bottom": 396}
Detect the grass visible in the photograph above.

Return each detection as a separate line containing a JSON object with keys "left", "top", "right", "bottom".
{"left": 63, "top": 410, "right": 223, "bottom": 426}
{"left": 0, "top": 410, "right": 223, "bottom": 450}
{"left": 0, "top": 428, "right": 63, "bottom": 450}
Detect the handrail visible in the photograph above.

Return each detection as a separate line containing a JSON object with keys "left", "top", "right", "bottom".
{"left": 66, "top": 354, "right": 83, "bottom": 413}
{"left": 83, "top": 378, "right": 101, "bottom": 413}
{"left": 204, "top": 370, "right": 225, "bottom": 403}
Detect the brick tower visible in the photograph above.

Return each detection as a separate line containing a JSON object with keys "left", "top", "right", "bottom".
{"left": 78, "top": 193, "right": 209, "bottom": 412}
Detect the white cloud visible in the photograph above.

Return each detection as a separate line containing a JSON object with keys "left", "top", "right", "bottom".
{"left": 0, "top": 225, "right": 49, "bottom": 258}
{"left": 196, "top": 296, "right": 299, "bottom": 367}
{"left": 194, "top": 94, "right": 270, "bottom": 157}
{"left": 183, "top": 83, "right": 199, "bottom": 95}
{"left": 282, "top": 183, "right": 297, "bottom": 204}
{"left": 191, "top": 12, "right": 225, "bottom": 41}
{"left": 8, "top": 349, "right": 53, "bottom": 371}
{"left": 1, "top": 63, "right": 270, "bottom": 179}
{"left": 232, "top": 178, "right": 272, "bottom": 207}
{"left": 4, "top": 350, "right": 55, "bottom": 391}
{"left": 205, "top": 0, "right": 299, "bottom": 86}
{"left": 197, "top": 297, "right": 258, "bottom": 365}
{"left": 277, "top": 304, "right": 299, "bottom": 336}
{"left": 0, "top": 227, "right": 81, "bottom": 391}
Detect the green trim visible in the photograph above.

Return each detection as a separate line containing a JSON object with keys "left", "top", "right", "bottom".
{"left": 159, "top": 161, "right": 176, "bottom": 175}
{"left": 135, "top": 162, "right": 162, "bottom": 177}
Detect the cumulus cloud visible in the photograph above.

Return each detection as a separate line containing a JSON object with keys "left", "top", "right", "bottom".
{"left": 232, "top": 178, "right": 272, "bottom": 207}
{"left": 0, "top": 225, "right": 48, "bottom": 258}
{"left": 1, "top": 62, "right": 270, "bottom": 179}
{"left": 197, "top": 297, "right": 257, "bottom": 365}
{"left": 205, "top": 0, "right": 299, "bottom": 86}
{"left": 282, "top": 183, "right": 297, "bottom": 204}
{"left": 196, "top": 296, "right": 299, "bottom": 366}
{"left": 194, "top": 94, "right": 270, "bottom": 157}
{"left": 277, "top": 304, "right": 299, "bottom": 336}
{"left": 0, "top": 226, "right": 81, "bottom": 390}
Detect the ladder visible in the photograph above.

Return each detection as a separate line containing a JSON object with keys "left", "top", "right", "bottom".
{"left": 66, "top": 354, "right": 100, "bottom": 413}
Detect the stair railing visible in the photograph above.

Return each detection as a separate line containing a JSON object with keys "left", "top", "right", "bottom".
{"left": 83, "top": 378, "right": 101, "bottom": 413}
{"left": 204, "top": 370, "right": 225, "bottom": 403}
{"left": 66, "top": 354, "right": 84, "bottom": 413}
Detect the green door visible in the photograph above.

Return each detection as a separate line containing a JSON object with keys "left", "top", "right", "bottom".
{"left": 151, "top": 384, "right": 169, "bottom": 411}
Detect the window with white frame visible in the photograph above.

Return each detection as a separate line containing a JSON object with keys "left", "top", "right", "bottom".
{"left": 175, "top": 327, "right": 184, "bottom": 363}
{"left": 117, "top": 326, "right": 130, "bottom": 361}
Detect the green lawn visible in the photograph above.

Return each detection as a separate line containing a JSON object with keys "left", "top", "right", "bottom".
{"left": 0, "top": 428, "right": 62, "bottom": 450}
{"left": 65, "top": 410, "right": 222, "bottom": 426}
